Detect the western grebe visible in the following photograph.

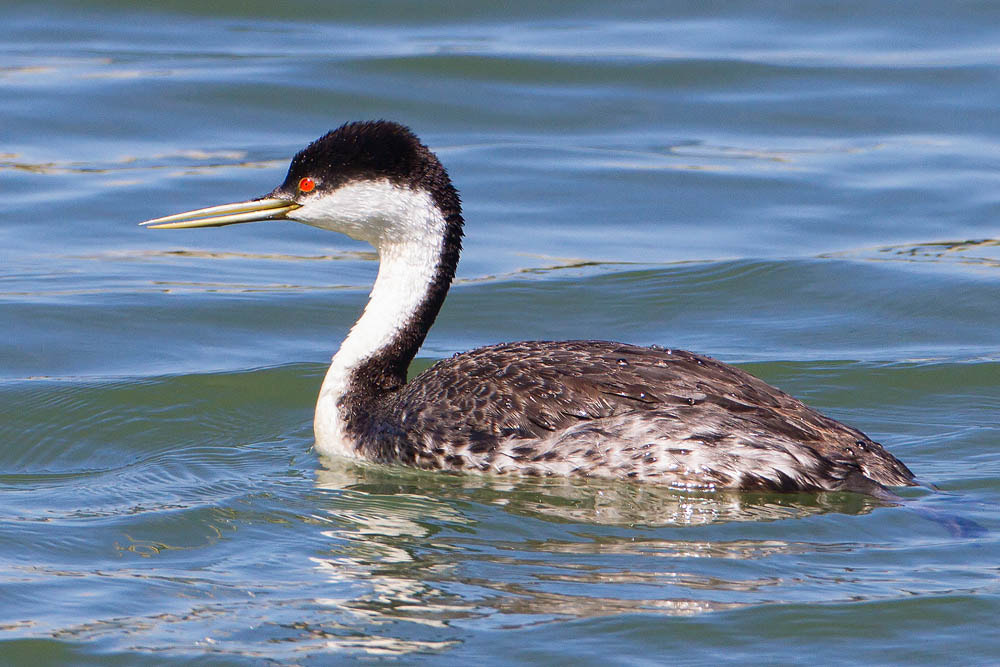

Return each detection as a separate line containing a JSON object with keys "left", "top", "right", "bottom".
{"left": 141, "top": 120, "right": 915, "bottom": 496}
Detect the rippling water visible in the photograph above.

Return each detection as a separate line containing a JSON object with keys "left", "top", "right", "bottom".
{"left": 2, "top": 1, "right": 998, "bottom": 663}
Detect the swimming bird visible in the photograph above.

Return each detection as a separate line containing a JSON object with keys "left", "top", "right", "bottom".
{"left": 141, "top": 120, "right": 915, "bottom": 496}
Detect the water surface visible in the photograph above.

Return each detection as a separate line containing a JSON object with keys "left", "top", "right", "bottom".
{"left": 2, "top": 1, "right": 998, "bottom": 663}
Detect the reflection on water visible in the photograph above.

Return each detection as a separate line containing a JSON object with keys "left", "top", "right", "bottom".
{"left": 315, "top": 458, "right": 883, "bottom": 528}
{"left": 305, "top": 459, "right": 889, "bottom": 654}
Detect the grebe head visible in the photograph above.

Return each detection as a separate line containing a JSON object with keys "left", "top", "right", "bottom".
{"left": 140, "top": 120, "right": 466, "bottom": 441}
{"left": 140, "top": 120, "right": 462, "bottom": 250}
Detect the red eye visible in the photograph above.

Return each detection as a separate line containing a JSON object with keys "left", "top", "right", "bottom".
{"left": 298, "top": 177, "right": 316, "bottom": 193}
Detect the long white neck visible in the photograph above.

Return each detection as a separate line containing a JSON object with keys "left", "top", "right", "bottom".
{"left": 291, "top": 181, "right": 449, "bottom": 458}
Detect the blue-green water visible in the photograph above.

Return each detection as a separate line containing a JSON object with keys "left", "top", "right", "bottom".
{"left": 2, "top": 1, "right": 999, "bottom": 663}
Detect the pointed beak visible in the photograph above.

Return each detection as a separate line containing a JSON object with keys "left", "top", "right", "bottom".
{"left": 139, "top": 197, "right": 301, "bottom": 230}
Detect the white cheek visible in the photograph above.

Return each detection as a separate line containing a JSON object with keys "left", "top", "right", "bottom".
{"left": 287, "top": 180, "right": 429, "bottom": 245}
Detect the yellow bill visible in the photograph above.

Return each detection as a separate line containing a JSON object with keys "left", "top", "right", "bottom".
{"left": 140, "top": 197, "right": 301, "bottom": 229}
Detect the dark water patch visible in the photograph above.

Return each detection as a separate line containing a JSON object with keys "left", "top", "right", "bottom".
{"left": 0, "top": 366, "right": 320, "bottom": 470}
{"left": 437, "top": 257, "right": 1000, "bottom": 364}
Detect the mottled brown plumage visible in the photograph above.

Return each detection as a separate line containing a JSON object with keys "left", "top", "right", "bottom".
{"left": 350, "top": 340, "right": 913, "bottom": 496}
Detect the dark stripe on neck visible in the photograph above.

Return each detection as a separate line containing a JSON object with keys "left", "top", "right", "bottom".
{"left": 339, "top": 177, "right": 464, "bottom": 432}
